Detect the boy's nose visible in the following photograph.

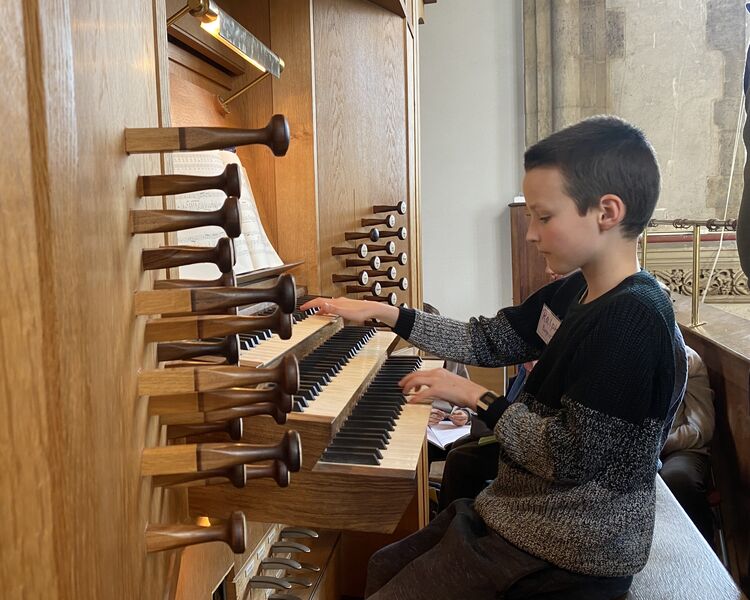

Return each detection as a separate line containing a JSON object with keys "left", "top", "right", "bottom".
{"left": 526, "top": 222, "right": 539, "bottom": 243}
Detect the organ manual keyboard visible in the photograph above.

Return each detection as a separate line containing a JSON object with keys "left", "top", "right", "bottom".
{"left": 187, "top": 310, "right": 439, "bottom": 533}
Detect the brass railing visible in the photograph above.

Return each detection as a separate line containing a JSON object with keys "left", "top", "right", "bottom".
{"left": 641, "top": 218, "right": 737, "bottom": 327}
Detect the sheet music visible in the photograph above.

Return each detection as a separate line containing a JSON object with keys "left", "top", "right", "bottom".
{"left": 170, "top": 151, "right": 254, "bottom": 279}
{"left": 217, "top": 151, "right": 283, "bottom": 270}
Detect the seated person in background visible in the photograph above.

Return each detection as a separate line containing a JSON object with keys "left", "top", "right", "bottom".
{"left": 426, "top": 401, "right": 472, "bottom": 466}
{"left": 660, "top": 345, "right": 715, "bottom": 543}
{"left": 430, "top": 404, "right": 471, "bottom": 427}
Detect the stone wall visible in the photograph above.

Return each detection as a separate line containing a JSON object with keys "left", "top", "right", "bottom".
{"left": 608, "top": 0, "right": 746, "bottom": 220}
{"left": 524, "top": 0, "right": 747, "bottom": 220}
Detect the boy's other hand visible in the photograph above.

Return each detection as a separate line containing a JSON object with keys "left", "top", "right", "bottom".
{"left": 299, "top": 297, "right": 399, "bottom": 326}
{"left": 429, "top": 408, "right": 447, "bottom": 425}
{"left": 400, "top": 368, "right": 489, "bottom": 411}
{"left": 449, "top": 409, "right": 469, "bottom": 427}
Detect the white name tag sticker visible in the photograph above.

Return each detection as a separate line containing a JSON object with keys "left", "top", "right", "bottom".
{"left": 537, "top": 304, "right": 561, "bottom": 345}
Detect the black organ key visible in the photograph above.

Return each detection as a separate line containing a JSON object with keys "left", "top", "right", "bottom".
{"left": 325, "top": 444, "right": 383, "bottom": 460}
{"left": 319, "top": 355, "right": 422, "bottom": 466}
{"left": 320, "top": 451, "right": 380, "bottom": 465}
{"left": 285, "top": 326, "right": 377, "bottom": 412}
{"left": 332, "top": 432, "right": 388, "bottom": 449}
{"left": 344, "top": 417, "right": 395, "bottom": 431}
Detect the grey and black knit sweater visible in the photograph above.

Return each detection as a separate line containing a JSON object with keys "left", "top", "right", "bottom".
{"left": 393, "top": 270, "right": 687, "bottom": 577}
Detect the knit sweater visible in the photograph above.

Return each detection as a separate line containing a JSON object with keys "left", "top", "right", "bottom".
{"left": 393, "top": 270, "right": 687, "bottom": 577}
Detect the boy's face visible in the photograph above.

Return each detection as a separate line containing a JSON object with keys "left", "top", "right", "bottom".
{"left": 522, "top": 166, "right": 603, "bottom": 275}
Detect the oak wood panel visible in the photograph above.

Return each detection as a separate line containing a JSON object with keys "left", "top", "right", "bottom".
{"left": 0, "top": 4, "right": 56, "bottom": 598}
{"left": 3, "top": 0, "right": 189, "bottom": 598}
{"left": 270, "top": 0, "right": 321, "bottom": 292}
{"left": 313, "top": 0, "right": 409, "bottom": 300}
{"left": 366, "top": 0, "right": 407, "bottom": 19}
{"left": 189, "top": 468, "right": 418, "bottom": 533}
{"left": 176, "top": 545, "right": 234, "bottom": 600}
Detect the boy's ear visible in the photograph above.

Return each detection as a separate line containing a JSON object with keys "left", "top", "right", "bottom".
{"left": 597, "top": 194, "right": 626, "bottom": 232}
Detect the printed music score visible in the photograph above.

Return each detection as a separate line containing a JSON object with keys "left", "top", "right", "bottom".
{"left": 171, "top": 150, "right": 283, "bottom": 279}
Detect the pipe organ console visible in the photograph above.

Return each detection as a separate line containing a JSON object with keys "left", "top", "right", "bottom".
{"left": 5, "top": 1, "right": 425, "bottom": 599}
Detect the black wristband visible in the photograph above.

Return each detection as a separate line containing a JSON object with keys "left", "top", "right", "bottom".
{"left": 476, "top": 391, "right": 509, "bottom": 429}
{"left": 392, "top": 307, "right": 416, "bottom": 339}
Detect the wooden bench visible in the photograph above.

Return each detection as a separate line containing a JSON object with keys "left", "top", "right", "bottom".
{"left": 620, "top": 476, "right": 745, "bottom": 599}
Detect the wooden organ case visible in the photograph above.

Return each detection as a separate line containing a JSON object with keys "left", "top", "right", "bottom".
{"left": 3, "top": 0, "right": 428, "bottom": 599}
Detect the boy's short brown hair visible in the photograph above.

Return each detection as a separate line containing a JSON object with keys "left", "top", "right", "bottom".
{"left": 524, "top": 116, "right": 660, "bottom": 239}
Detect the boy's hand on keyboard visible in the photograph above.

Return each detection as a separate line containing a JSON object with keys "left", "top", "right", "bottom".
{"left": 299, "top": 297, "right": 399, "bottom": 326}
{"left": 400, "top": 368, "right": 489, "bottom": 411}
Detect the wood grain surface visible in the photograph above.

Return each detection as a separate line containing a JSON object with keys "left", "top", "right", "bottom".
{"left": 1, "top": 0, "right": 189, "bottom": 598}
{"left": 313, "top": 0, "right": 410, "bottom": 304}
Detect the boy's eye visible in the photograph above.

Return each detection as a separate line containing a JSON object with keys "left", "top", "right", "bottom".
{"left": 539, "top": 216, "right": 551, "bottom": 223}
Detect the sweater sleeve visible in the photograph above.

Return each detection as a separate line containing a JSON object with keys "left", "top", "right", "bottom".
{"left": 494, "top": 297, "right": 670, "bottom": 484}
{"left": 391, "top": 277, "right": 577, "bottom": 367}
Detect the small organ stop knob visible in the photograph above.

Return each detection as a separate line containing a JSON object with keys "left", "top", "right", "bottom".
{"left": 361, "top": 214, "right": 396, "bottom": 228}
{"left": 377, "top": 277, "right": 409, "bottom": 291}
{"left": 345, "top": 256, "right": 380, "bottom": 270}
{"left": 345, "top": 282, "right": 382, "bottom": 296}
{"left": 331, "top": 244, "right": 367, "bottom": 258}
{"left": 362, "top": 293, "right": 397, "bottom": 305}
{"left": 378, "top": 252, "right": 407, "bottom": 266}
{"left": 372, "top": 201, "right": 406, "bottom": 215}
{"left": 344, "top": 229, "right": 380, "bottom": 242}
{"left": 367, "top": 241, "right": 396, "bottom": 255}
{"left": 378, "top": 227, "right": 407, "bottom": 241}
{"left": 366, "top": 267, "right": 397, "bottom": 280}
{"left": 331, "top": 272, "right": 368, "bottom": 285}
